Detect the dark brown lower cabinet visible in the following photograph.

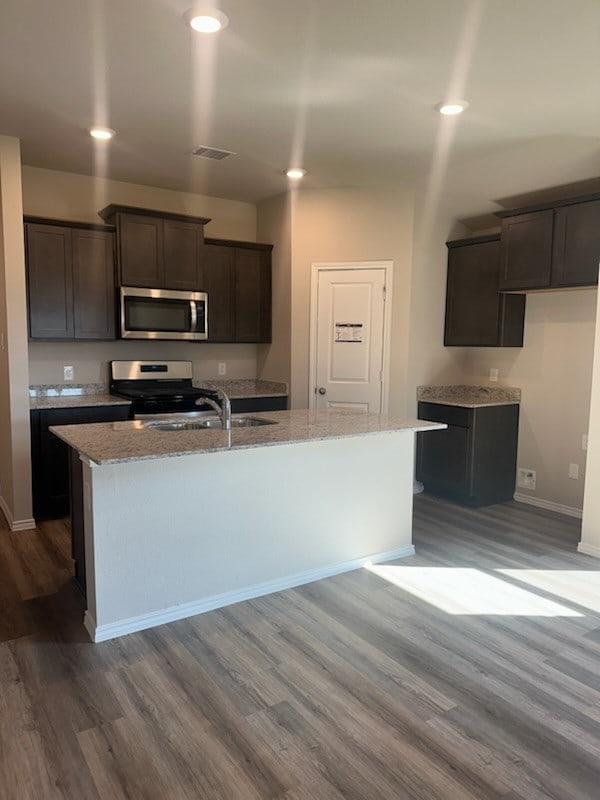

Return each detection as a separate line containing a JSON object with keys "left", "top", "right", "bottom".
{"left": 30, "top": 404, "right": 132, "bottom": 520}
{"left": 69, "top": 447, "right": 86, "bottom": 596}
{"left": 416, "top": 401, "right": 519, "bottom": 507}
{"left": 230, "top": 396, "right": 287, "bottom": 413}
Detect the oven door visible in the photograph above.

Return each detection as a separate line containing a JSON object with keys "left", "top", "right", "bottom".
{"left": 120, "top": 287, "right": 208, "bottom": 340}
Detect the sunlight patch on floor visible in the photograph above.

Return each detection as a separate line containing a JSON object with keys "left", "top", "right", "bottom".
{"left": 364, "top": 564, "right": 583, "bottom": 616}
{"left": 496, "top": 570, "right": 600, "bottom": 614}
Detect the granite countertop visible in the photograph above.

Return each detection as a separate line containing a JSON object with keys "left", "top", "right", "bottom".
{"left": 30, "top": 384, "right": 131, "bottom": 410}
{"left": 417, "top": 384, "right": 521, "bottom": 408}
{"left": 50, "top": 408, "right": 444, "bottom": 465}
{"left": 30, "top": 379, "right": 287, "bottom": 409}
{"left": 194, "top": 379, "right": 288, "bottom": 398}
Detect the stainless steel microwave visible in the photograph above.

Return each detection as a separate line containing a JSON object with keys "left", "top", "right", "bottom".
{"left": 119, "top": 286, "right": 208, "bottom": 341}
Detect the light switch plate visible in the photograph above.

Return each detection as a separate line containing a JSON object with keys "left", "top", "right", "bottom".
{"left": 568, "top": 463, "right": 579, "bottom": 480}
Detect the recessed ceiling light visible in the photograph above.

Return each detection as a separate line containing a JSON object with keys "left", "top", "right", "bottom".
{"left": 435, "top": 100, "right": 469, "bottom": 116}
{"left": 184, "top": 8, "right": 229, "bottom": 33}
{"left": 89, "top": 127, "right": 115, "bottom": 140}
{"left": 286, "top": 168, "right": 307, "bottom": 179}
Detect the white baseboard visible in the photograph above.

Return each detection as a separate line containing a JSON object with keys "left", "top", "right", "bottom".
{"left": 86, "top": 543, "right": 416, "bottom": 643}
{"left": 577, "top": 541, "right": 600, "bottom": 559}
{"left": 0, "top": 495, "right": 36, "bottom": 532}
{"left": 513, "top": 492, "right": 582, "bottom": 519}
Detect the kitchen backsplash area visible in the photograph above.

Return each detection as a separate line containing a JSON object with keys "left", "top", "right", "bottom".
{"left": 27, "top": 340, "right": 259, "bottom": 386}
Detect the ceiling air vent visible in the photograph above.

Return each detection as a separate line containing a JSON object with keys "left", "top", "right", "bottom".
{"left": 190, "top": 145, "right": 236, "bottom": 161}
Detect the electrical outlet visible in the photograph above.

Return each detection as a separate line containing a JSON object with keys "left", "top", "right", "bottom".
{"left": 218, "top": 362, "right": 226, "bottom": 376}
{"left": 568, "top": 463, "right": 579, "bottom": 480}
{"left": 517, "top": 467, "right": 536, "bottom": 490}
{"left": 582, "top": 434, "right": 588, "bottom": 451}
{"left": 489, "top": 368, "right": 499, "bottom": 382}
{"left": 63, "top": 365, "right": 74, "bottom": 381}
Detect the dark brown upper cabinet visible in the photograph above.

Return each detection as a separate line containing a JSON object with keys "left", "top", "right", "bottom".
{"left": 498, "top": 195, "right": 600, "bottom": 291}
{"left": 234, "top": 246, "right": 271, "bottom": 342}
{"left": 445, "top": 235, "right": 525, "bottom": 347}
{"left": 99, "top": 205, "right": 210, "bottom": 290}
{"left": 552, "top": 199, "right": 600, "bottom": 287}
{"left": 202, "top": 243, "right": 235, "bottom": 341}
{"left": 203, "top": 239, "right": 272, "bottom": 343}
{"left": 499, "top": 210, "right": 554, "bottom": 290}
{"left": 25, "top": 219, "right": 116, "bottom": 341}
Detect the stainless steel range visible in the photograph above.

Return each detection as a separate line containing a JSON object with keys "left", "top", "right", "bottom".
{"left": 109, "top": 360, "right": 218, "bottom": 417}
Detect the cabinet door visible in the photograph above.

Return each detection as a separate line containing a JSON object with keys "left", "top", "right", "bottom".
{"left": 72, "top": 229, "right": 116, "bottom": 339}
{"left": 36, "top": 431, "right": 70, "bottom": 518}
{"left": 31, "top": 405, "right": 132, "bottom": 520}
{"left": 416, "top": 425, "right": 470, "bottom": 498}
{"left": 234, "top": 247, "right": 272, "bottom": 342}
{"left": 445, "top": 238, "right": 524, "bottom": 347}
{"left": 499, "top": 209, "right": 554, "bottom": 290}
{"left": 163, "top": 219, "right": 202, "bottom": 290}
{"left": 118, "top": 213, "right": 163, "bottom": 287}
{"left": 552, "top": 200, "right": 600, "bottom": 287}
{"left": 26, "top": 224, "right": 74, "bottom": 339}
{"left": 202, "top": 244, "right": 235, "bottom": 341}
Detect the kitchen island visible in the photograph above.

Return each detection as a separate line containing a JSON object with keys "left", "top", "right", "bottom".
{"left": 51, "top": 409, "right": 444, "bottom": 642}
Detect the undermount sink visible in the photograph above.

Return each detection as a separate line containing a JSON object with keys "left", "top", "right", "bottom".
{"left": 198, "top": 416, "right": 276, "bottom": 429}
{"left": 145, "top": 416, "right": 277, "bottom": 432}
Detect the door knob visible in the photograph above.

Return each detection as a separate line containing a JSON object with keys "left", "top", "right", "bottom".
{"left": 318, "top": 387, "right": 326, "bottom": 395}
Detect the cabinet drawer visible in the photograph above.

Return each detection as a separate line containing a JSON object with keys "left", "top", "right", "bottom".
{"left": 418, "top": 402, "right": 471, "bottom": 428}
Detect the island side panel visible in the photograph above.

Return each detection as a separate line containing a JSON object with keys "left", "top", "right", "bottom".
{"left": 84, "top": 431, "right": 415, "bottom": 641}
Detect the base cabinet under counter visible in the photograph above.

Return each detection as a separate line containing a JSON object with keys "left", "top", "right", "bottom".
{"left": 416, "top": 401, "right": 519, "bottom": 507}
{"left": 230, "top": 396, "right": 287, "bottom": 413}
{"left": 30, "top": 404, "right": 132, "bottom": 521}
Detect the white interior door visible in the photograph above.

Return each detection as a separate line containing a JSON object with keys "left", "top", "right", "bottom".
{"left": 312, "top": 266, "right": 388, "bottom": 412}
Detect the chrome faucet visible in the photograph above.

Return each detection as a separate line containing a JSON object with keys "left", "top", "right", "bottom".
{"left": 195, "top": 388, "right": 232, "bottom": 430}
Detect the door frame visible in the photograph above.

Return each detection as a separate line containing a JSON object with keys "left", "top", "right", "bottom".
{"left": 308, "top": 261, "right": 394, "bottom": 413}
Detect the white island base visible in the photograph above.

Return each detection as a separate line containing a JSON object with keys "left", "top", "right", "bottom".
{"left": 81, "top": 430, "right": 417, "bottom": 642}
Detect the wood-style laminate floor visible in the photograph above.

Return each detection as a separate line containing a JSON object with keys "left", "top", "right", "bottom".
{"left": 1, "top": 495, "right": 599, "bottom": 799}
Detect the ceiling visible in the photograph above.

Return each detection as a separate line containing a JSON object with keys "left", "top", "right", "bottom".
{"left": 1, "top": 0, "right": 599, "bottom": 220}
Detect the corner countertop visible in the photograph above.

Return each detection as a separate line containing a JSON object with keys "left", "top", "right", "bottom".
{"left": 193, "top": 379, "right": 288, "bottom": 398}
{"left": 29, "top": 385, "right": 132, "bottom": 411}
{"left": 417, "top": 384, "right": 521, "bottom": 408}
{"left": 50, "top": 408, "right": 445, "bottom": 465}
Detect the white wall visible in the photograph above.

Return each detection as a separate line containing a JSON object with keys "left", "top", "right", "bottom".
{"left": 256, "top": 192, "right": 292, "bottom": 386}
{"left": 580, "top": 286, "right": 600, "bottom": 558}
{"left": 406, "top": 194, "right": 470, "bottom": 415}
{"left": 0, "top": 136, "right": 32, "bottom": 528}
{"left": 21, "top": 165, "right": 257, "bottom": 240}
{"left": 28, "top": 340, "right": 258, "bottom": 386}
{"left": 456, "top": 290, "right": 597, "bottom": 513}
{"left": 288, "top": 186, "right": 415, "bottom": 414}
